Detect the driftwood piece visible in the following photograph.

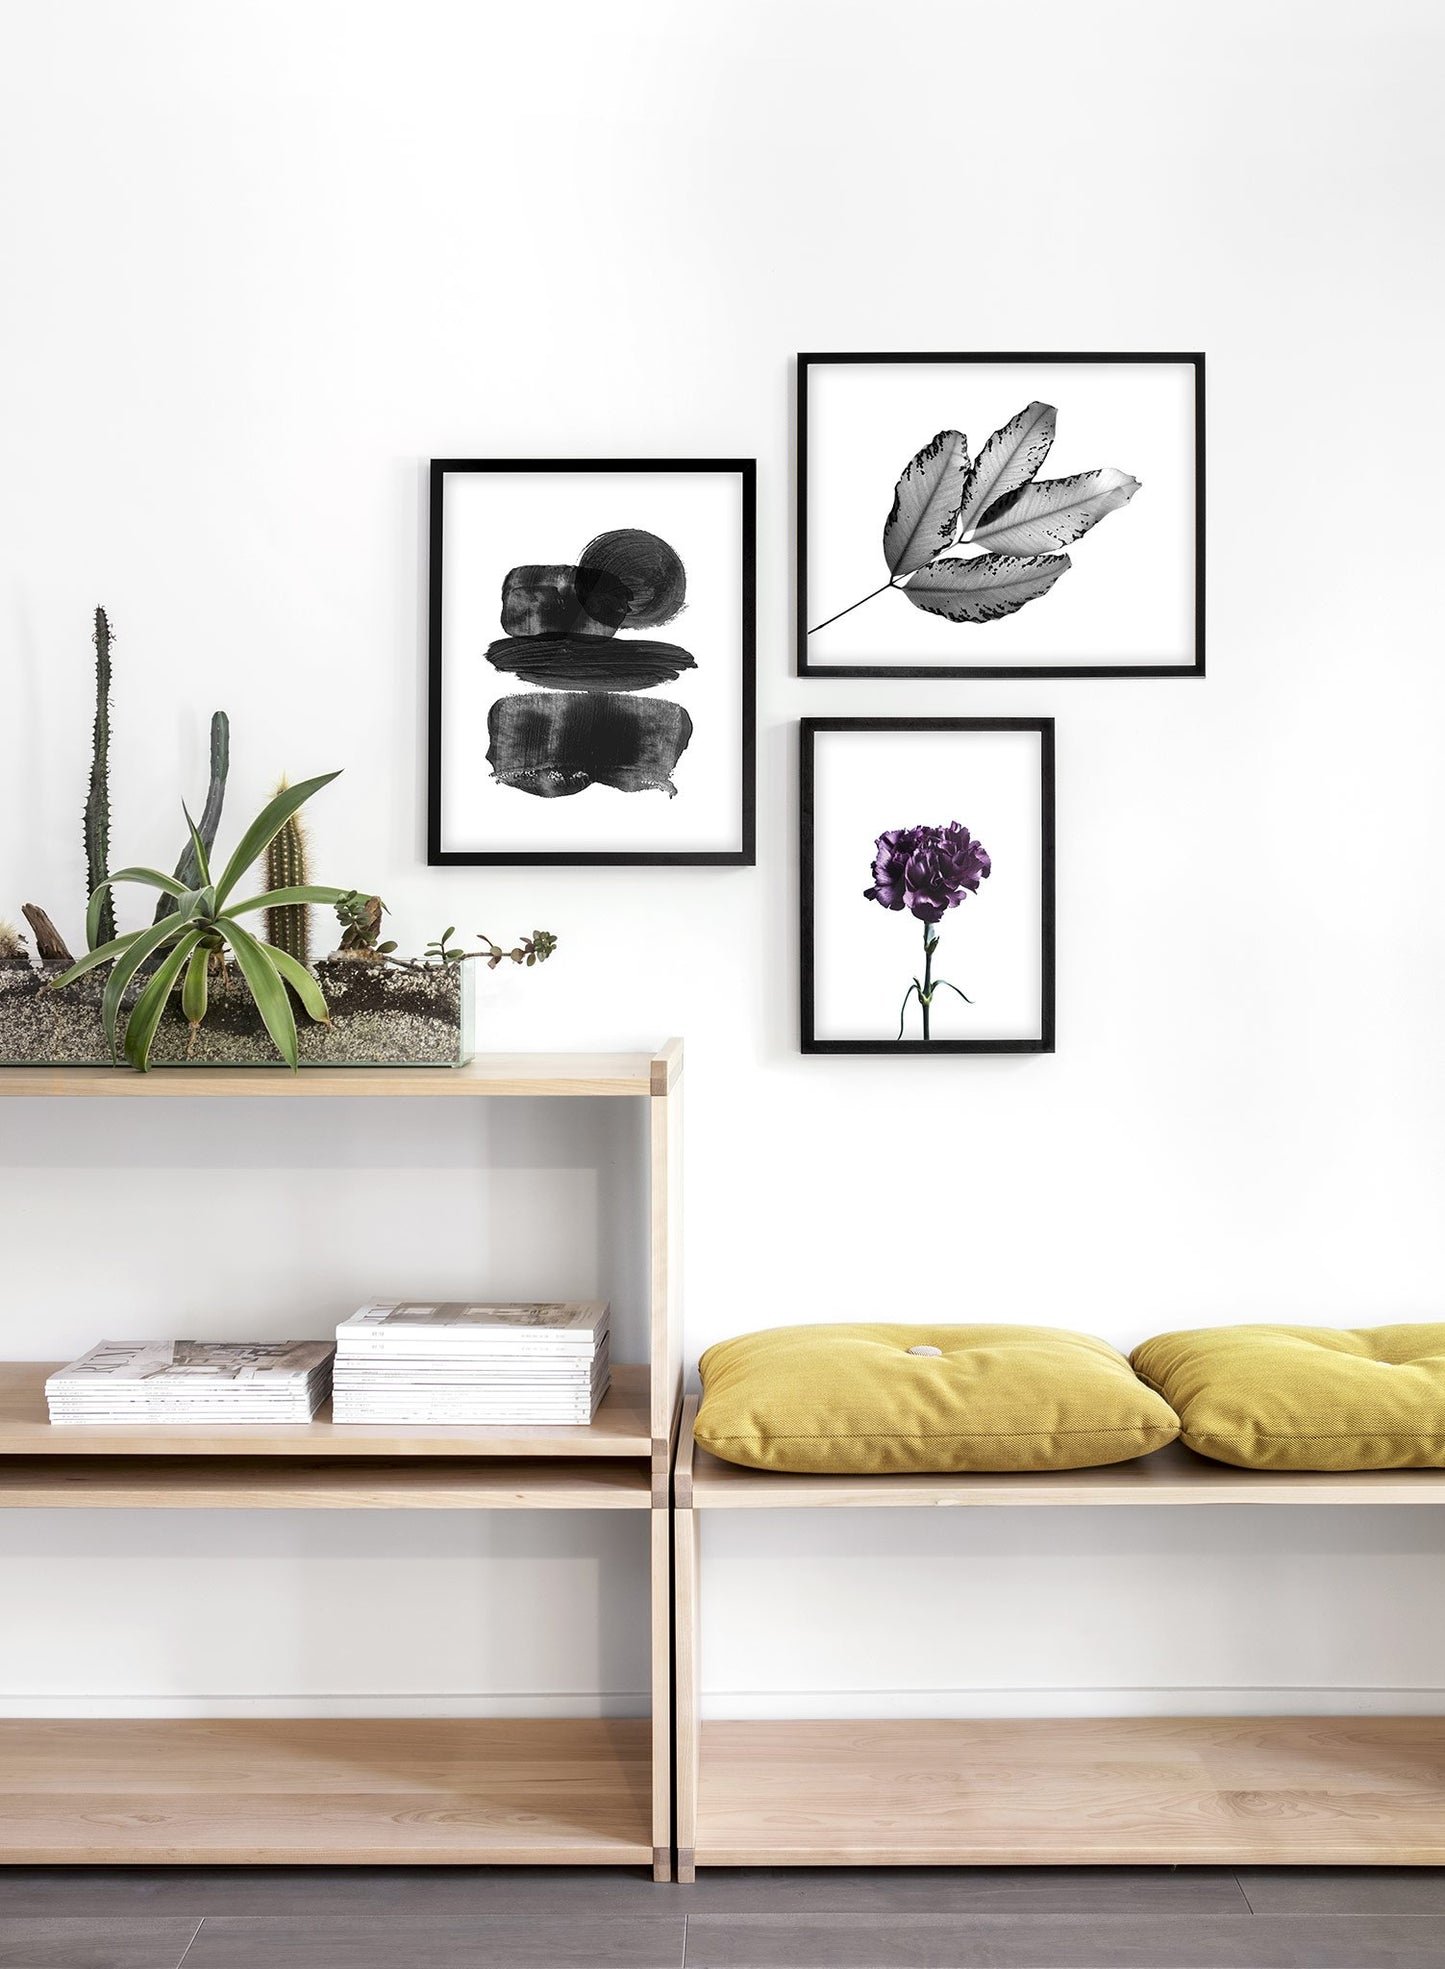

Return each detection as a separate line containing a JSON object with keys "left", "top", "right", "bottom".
{"left": 21, "top": 905, "right": 73, "bottom": 963}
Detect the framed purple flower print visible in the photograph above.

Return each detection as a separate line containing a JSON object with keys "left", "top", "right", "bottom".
{"left": 801, "top": 718, "right": 1055, "bottom": 1055}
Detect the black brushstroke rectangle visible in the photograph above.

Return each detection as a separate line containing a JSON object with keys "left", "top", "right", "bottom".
{"left": 500, "top": 565, "right": 630, "bottom": 638}
{"left": 487, "top": 692, "right": 693, "bottom": 798}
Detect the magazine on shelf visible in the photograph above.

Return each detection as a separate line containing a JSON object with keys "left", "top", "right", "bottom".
{"left": 46, "top": 1341, "right": 334, "bottom": 1424}
{"left": 331, "top": 1396, "right": 606, "bottom": 1423}
{"left": 332, "top": 1337, "right": 610, "bottom": 1385}
{"left": 335, "top": 1301, "right": 609, "bottom": 1355}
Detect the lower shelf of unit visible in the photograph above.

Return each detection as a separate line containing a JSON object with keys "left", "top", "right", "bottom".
{"left": 0, "top": 1455, "right": 652, "bottom": 1509}
{"left": 691, "top": 1717, "right": 1445, "bottom": 1867}
{"left": 0, "top": 1718, "right": 654, "bottom": 1865}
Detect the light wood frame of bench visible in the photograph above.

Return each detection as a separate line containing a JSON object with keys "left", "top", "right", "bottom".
{"left": 672, "top": 1393, "right": 1445, "bottom": 1878}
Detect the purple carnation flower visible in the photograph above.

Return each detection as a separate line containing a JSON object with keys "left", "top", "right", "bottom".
{"left": 864, "top": 822, "right": 991, "bottom": 925}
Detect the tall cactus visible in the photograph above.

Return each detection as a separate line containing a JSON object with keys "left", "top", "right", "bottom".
{"left": 265, "top": 776, "right": 311, "bottom": 965}
{"left": 85, "top": 608, "right": 114, "bottom": 949}
{"left": 156, "top": 710, "right": 230, "bottom": 921}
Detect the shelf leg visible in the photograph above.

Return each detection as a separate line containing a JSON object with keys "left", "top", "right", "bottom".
{"left": 649, "top": 1082, "right": 683, "bottom": 1448}
{"left": 675, "top": 1497, "right": 700, "bottom": 1884}
{"left": 651, "top": 1493, "right": 673, "bottom": 1882}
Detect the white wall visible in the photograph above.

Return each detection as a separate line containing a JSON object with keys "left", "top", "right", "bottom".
{"left": 1, "top": 0, "right": 1443, "bottom": 1722}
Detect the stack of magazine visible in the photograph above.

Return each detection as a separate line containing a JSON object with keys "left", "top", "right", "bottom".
{"left": 45, "top": 1341, "right": 334, "bottom": 1424}
{"left": 331, "top": 1300, "right": 611, "bottom": 1425}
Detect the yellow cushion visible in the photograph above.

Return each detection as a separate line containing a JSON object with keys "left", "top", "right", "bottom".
{"left": 695, "top": 1323, "right": 1179, "bottom": 1475}
{"left": 1131, "top": 1324, "right": 1445, "bottom": 1470}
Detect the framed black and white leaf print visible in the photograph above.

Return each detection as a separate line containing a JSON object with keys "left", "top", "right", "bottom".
{"left": 798, "top": 354, "right": 1204, "bottom": 678}
{"left": 428, "top": 459, "right": 756, "bottom": 865}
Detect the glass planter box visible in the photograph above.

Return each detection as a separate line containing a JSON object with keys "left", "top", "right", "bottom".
{"left": 0, "top": 956, "right": 467, "bottom": 1069}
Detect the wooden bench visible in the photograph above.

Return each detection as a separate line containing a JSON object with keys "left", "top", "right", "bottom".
{"left": 673, "top": 1393, "right": 1445, "bottom": 1878}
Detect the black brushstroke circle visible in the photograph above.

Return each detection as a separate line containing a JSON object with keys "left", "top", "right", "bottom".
{"left": 577, "top": 529, "right": 687, "bottom": 629}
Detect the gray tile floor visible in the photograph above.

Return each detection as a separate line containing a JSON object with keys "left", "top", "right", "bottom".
{"left": 2, "top": 1867, "right": 1444, "bottom": 1967}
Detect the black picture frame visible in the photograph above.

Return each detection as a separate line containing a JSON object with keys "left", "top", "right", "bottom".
{"left": 800, "top": 717, "right": 1056, "bottom": 1055}
{"left": 797, "top": 352, "right": 1205, "bottom": 679}
{"left": 428, "top": 458, "right": 757, "bottom": 866}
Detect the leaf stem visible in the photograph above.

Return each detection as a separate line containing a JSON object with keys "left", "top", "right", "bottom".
{"left": 808, "top": 581, "right": 894, "bottom": 636}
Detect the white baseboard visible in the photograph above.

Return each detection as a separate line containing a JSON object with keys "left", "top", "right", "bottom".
{"left": 702, "top": 1686, "right": 1445, "bottom": 1720}
{"left": 4, "top": 1686, "right": 1445, "bottom": 1720}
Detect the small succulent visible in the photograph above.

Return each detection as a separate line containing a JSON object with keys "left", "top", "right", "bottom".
{"left": 51, "top": 773, "right": 356, "bottom": 1071}
{"left": 334, "top": 891, "right": 396, "bottom": 958}
{"left": 0, "top": 919, "right": 27, "bottom": 960}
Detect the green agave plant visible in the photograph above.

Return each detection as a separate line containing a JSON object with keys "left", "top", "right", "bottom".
{"left": 51, "top": 771, "right": 352, "bottom": 1072}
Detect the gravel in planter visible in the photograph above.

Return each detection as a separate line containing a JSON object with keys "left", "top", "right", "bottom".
{"left": 0, "top": 956, "right": 466, "bottom": 1069}
{"left": 0, "top": 957, "right": 133, "bottom": 1065}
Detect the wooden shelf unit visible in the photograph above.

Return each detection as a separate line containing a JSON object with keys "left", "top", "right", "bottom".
{"left": 673, "top": 1395, "right": 1445, "bottom": 1876}
{"left": 0, "top": 1043, "right": 683, "bottom": 1877}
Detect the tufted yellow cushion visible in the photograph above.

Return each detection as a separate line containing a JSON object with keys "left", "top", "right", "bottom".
{"left": 695, "top": 1323, "right": 1180, "bottom": 1475}
{"left": 1131, "top": 1324, "right": 1445, "bottom": 1470}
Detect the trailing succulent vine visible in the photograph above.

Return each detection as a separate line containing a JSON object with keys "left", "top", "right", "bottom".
{"left": 85, "top": 608, "right": 115, "bottom": 948}
{"left": 337, "top": 901, "right": 558, "bottom": 977}
{"left": 264, "top": 777, "right": 312, "bottom": 966}
{"left": 423, "top": 928, "right": 558, "bottom": 972}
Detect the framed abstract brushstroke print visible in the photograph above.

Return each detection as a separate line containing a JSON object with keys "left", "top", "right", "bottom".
{"left": 798, "top": 353, "right": 1204, "bottom": 678}
{"left": 801, "top": 719, "right": 1055, "bottom": 1055}
{"left": 428, "top": 459, "right": 756, "bottom": 865}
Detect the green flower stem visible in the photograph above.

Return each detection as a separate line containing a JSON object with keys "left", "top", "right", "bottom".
{"left": 921, "top": 923, "right": 938, "bottom": 1041}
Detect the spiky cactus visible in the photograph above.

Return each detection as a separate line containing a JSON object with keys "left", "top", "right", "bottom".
{"left": 265, "top": 777, "right": 311, "bottom": 965}
{"left": 156, "top": 710, "right": 230, "bottom": 922}
{"left": 85, "top": 608, "right": 114, "bottom": 949}
{"left": 0, "top": 919, "right": 25, "bottom": 960}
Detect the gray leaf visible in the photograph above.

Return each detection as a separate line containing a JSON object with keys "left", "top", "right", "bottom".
{"left": 882, "top": 430, "right": 969, "bottom": 577}
{"left": 903, "top": 552, "right": 1071, "bottom": 623}
{"left": 971, "top": 467, "right": 1141, "bottom": 554}
{"left": 956, "top": 401, "right": 1056, "bottom": 539}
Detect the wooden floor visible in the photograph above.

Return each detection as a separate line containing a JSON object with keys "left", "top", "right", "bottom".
{"left": 0, "top": 1719, "right": 654, "bottom": 1867}
{"left": 694, "top": 1718, "right": 1445, "bottom": 1868}
{"left": 4, "top": 1862, "right": 1445, "bottom": 1967}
